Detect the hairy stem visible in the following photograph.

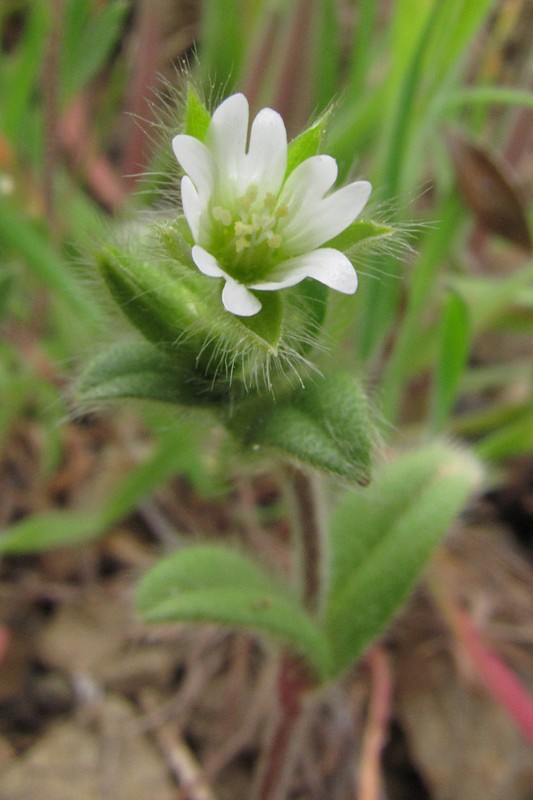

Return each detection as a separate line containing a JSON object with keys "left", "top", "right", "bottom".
{"left": 253, "top": 466, "right": 327, "bottom": 800}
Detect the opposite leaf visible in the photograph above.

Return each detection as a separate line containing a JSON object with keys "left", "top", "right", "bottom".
{"left": 77, "top": 341, "right": 228, "bottom": 406}
{"left": 136, "top": 545, "right": 332, "bottom": 678}
{"left": 324, "top": 442, "right": 482, "bottom": 677}
{"left": 238, "top": 372, "right": 373, "bottom": 483}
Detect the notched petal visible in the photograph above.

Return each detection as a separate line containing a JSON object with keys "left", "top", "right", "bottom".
{"left": 208, "top": 93, "right": 249, "bottom": 176}
{"left": 192, "top": 245, "right": 225, "bottom": 278}
{"left": 172, "top": 135, "right": 215, "bottom": 200}
{"left": 222, "top": 280, "right": 262, "bottom": 316}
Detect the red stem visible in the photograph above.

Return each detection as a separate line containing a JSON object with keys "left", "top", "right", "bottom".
{"left": 255, "top": 656, "right": 312, "bottom": 800}
{"left": 429, "top": 560, "right": 533, "bottom": 744}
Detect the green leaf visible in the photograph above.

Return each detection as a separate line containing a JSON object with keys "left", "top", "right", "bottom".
{"left": 183, "top": 87, "right": 212, "bottom": 141}
{"left": 238, "top": 372, "right": 373, "bottom": 483}
{"left": 324, "top": 442, "right": 482, "bottom": 677}
{"left": 324, "top": 220, "right": 395, "bottom": 253}
{"left": 136, "top": 544, "right": 332, "bottom": 677}
{"left": 77, "top": 341, "right": 227, "bottom": 407}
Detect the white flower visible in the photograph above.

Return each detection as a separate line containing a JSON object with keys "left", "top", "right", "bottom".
{"left": 172, "top": 93, "right": 371, "bottom": 317}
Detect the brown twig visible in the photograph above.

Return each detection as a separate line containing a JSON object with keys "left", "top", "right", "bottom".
{"left": 357, "top": 646, "right": 393, "bottom": 800}
{"left": 283, "top": 465, "right": 327, "bottom": 614}
{"left": 140, "top": 689, "right": 218, "bottom": 800}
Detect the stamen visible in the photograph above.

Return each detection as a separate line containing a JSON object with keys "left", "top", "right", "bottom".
{"left": 236, "top": 237, "right": 251, "bottom": 253}
{"left": 234, "top": 221, "right": 254, "bottom": 236}
{"left": 275, "top": 204, "right": 289, "bottom": 218}
{"left": 212, "top": 206, "right": 232, "bottom": 226}
{"left": 237, "top": 185, "right": 258, "bottom": 210}
{"left": 264, "top": 193, "right": 277, "bottom": 211}
{"left": 267, "top": 234, "right": 283, "bottom": 249}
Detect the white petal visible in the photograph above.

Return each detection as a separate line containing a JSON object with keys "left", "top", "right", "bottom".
{"left": 207, "top": 94, "right": 249, "bottom": 181}
{"left": 181, "top": 176, "right": 202, "bottom": 240}
{"left": 192, "top": 245, "right": 225, "bottom": 278}
{"left": 172, "top": 135, "right": 215, "bottom": 200}
{"left": 222, "top": 279, "right": 262, "bottom": 316}
{"left": 282, "top": 180, "right": 372, "bottom": 252}
{"left": 279, "top": 155, "right": 338, "bottom": 210}
{"left": 252, "top": 248, "right": 357, "bottom": 294}
{"left": 243, "top": 108, "right": 287, "bottom": 195}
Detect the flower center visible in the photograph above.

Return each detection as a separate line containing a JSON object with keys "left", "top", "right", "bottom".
{"left": 208, "top": 184, "right": 289, "bottom": 283}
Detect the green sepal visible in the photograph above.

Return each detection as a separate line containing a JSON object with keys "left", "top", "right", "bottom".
{"left": 183, "top": 86, "right": 211, "bottom": 141}
{"left": 286, "top": 111, "right": 330, "bottom": 176}
{"left": 98, "top": 247, "right": 206, "bottom": 348}
{"left": 234, "top": 372, "right": 373, "bottom": 483}
{"left": 325, "top": 220, "right": 395, "bottom": 252}
{"left": 239, "top": 291, "right": 283, "bottom": 353}
{"left": 324, "top": 442, "right": 482, "bottom": 677}
{"left": 76, "top": 341, "right": 228, "bottom": 406}
{"left": 98, "top": 246, "right": 284, "bottom": 388}
{"left": 136, "top": 544, "right": 333, "bottom": 678}
{"left": 289, "top": 279, "right": 328, "bottom": 355}
{"left": 159, "top": 218, "right": 195, "bottom": 268}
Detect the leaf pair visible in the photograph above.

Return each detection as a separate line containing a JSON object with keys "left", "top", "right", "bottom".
{"left": 137, "top": 441, "right": 482, "bottom": 683}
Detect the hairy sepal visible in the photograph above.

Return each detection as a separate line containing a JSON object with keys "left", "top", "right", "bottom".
{"left": 183, "top": 86, "right": 211, "bottom": 140}
{"left": 286, "top": 110, "right": 331, "bottom": 176}
{"left": 325, "top": 220, "right": 395, "bottom": 253}
{"left": 99, "top": 245, "right": 286, "bottom": 391}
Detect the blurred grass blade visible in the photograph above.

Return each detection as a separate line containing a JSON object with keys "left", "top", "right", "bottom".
{"left": 430, "top": 290, "right": 470, "bottom": 432}
{"left": 199, "top": 0, "right": 246, "bottom": 92}
{"left": 1, "top": 0, "right": 48, "bottom": 140}
{"left": 0, "top": 510, "right": 104, "bottom": 554}
{"left": 446, "top": 87, "right": 533, "bottom": 111}
{"left": 61, "top": 0, "right": 129, "bottom": 102}
{"left": 0, "top": 199, "right": 99, "bottom": 323}
{"left": 312, "top": 0, "right": 341, "bottom": 112}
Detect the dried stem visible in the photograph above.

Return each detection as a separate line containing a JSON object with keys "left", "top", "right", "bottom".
{"left": 284, "top": 465, "right": 328, "bottom": 614}
{"left": 357, "top": 646, "right": 393, "bottom": 800}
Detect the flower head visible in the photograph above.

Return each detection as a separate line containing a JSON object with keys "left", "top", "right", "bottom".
{"left": 172, "top": 94, "right": 371, "bottom": 317}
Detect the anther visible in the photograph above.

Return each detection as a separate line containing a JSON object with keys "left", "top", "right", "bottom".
{"left": 212, "top": 206, "right": 232, "bottom": 226}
